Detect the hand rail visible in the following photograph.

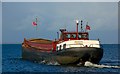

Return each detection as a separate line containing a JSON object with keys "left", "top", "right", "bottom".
{"left": 69, "top": 44, "right": 84, "bottom": 47}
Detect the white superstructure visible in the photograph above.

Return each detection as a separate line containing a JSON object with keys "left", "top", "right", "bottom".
{"left": 56, "top": 40, "right": 100, "bottom": 51}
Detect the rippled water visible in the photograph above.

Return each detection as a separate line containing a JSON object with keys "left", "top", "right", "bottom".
{"left": 2, "top": 44, "right": 120, "bottom": 73}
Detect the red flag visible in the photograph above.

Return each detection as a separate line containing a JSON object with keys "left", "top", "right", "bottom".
{"left": 86, "top": 25, "right": 90, "bottom": 30}
{"left": 32, "top": 22, "right": 37, "bottom": 26}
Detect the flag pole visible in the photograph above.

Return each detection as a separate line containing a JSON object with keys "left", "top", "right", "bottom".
{"left": 81, "top": 20, "right": 83, "bottom": 32}
{"left": 32, "top": 18, "right": 38, "bottom": 38}
{"left": 85, "top": 22, "right": 88, "bottom": 32}
{"left": 36, "top": 18, "right": 38, "bottom": 38}
{"left": 36, "top": 18, "right": 37, "bottom": 30}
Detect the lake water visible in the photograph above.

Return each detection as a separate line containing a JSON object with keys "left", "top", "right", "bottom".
{"left": 2, "top": 44, "right": 120, "bottom": 74}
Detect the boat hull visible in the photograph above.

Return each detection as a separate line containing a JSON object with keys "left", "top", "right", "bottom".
{"left": 22, "top": 47, "right": 103, "bottom": 65}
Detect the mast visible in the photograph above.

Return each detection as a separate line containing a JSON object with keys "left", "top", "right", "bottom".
{"left": 76, "top": 20, "right": 79, "bottom": 39}
{"left": 81, "top": 20, "right": 83, "bottom": 32}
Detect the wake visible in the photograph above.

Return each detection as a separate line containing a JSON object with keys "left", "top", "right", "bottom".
{"left": 40, "top": 60, "right": 60, "bottom": 65}
{"left": 39, "top": 60, "right": 120, "bottom": 68}
{"left": 84, "top": 61, "right": 120, "bottom": 68}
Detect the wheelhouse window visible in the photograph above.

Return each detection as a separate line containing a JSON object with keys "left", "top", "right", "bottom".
{"left": 81, "top": 34, "right": 88, "bottom": 38}
{"left": 70, "top": 34, "right": 76, "bottom": 38}
{"left": 66, "top": 34, "right": 70, "bottom": 38}
{"left": 61, "top": 32, "right": 89, "bottom": 40}
{"left": 78, "top": 33, "right": 88, "bottom": 39}
{"left": 65, "top": 33, "right": 76, "bottom": 39}
{"left": 78, "top": 34, "right": 81, "bottom": 38}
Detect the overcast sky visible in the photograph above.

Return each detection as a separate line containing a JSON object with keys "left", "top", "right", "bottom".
{"left": 1, "top": 0, "right": 120, "bottom": 2}
{"left": 2, "top": 2, "right": 118, "bottom": 44}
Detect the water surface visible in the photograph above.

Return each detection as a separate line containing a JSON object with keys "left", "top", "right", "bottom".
{"left": 2, "top": 44, "right": 120, "bottom": 73}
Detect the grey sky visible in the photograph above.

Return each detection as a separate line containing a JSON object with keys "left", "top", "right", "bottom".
{"left": 2, "top": 0, "right": 120, "bottom": 2}
{"left": 2, "top": 2, "right": 118, "bottom": 44}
